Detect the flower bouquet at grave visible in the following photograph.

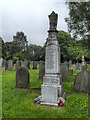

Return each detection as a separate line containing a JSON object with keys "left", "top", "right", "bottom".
{"left": 34, "top": 96, "right": 41, "bottom": 104}
{"left": 58, "top": 97, "right": 65, "bottom": 107}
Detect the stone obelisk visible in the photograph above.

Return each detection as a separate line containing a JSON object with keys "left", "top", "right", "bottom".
{"left": 41, "top": 11, "right": 63, "bottom": 106}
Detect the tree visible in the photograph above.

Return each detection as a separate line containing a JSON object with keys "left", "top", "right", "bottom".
{"left": 65, "top": 2, "right": 90, "bottom": 39}
{"left": 24, "top": 44, "right": 42, "bottom": 61}
{"left": 13, "top": 31, "right": 28, "bottom": 51}
{"left": 58, "top": 30, "right": 75, "bottom": 62}
{"left": 65, "top": 2, "right": 90, "bottom": 60}
{"left": 0, "top": 37, "right": 6, "bottom": 58}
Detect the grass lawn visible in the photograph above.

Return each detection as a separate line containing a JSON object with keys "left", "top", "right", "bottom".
{"left": 1, "top": 65, "right": 89, "bottom": 118}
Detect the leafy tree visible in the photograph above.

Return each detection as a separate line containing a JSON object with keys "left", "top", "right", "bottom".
{"left": 65, "top": 2, "right": 90, "bottom": 59}
{"left": 13, "top": 31, "right": 28, "bottom": 51}
{"left": 65, "top": 2, "right": 90, "bottom": 39}
{"left": 9, "top": 41, "right": 21, "bottom": 56}
{"left": 29, "top": 44, "right": 42, "bottom": 61}
{"left": 58, "top": 30, "right": 75, "bottom": 62}
{"left": 13, "top": 52, "right": 25, "bottom": 61}
{"left": 0, "top": 37, "right": 6, "bottom": 58}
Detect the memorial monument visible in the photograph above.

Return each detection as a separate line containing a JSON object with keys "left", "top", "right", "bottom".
{"left": 40, "top": 11, "right": 63, "bottom": 106}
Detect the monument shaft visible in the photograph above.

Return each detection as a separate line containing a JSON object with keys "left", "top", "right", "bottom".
{"left": 41, "top": 11, "right": 63, "bottom": 106}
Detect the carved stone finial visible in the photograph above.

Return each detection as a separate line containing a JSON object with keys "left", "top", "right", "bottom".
{"left": 48, "top": 11, "right": 58, "bottom": 31}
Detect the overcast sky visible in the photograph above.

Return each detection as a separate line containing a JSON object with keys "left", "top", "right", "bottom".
{"left": 1, "top": 0, "right": 69, "bottom": 46}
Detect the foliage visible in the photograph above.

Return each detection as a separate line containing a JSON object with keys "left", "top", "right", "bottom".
{"left": 58, "top": 30, "right": 75, "bottom": 61}
{"left": 1, "top": 37, "right": 6, "bottom": 58}
{"left": 65, "top": 2, "right": 89, "bottom": 39}
{"left": 13, "top": 31, "right": 28, "bottom": 51}
{"left": 65, "top": 2, "right": 89, "bottom": 60}
{"left": 26, "top": 44, "right": 42, "bottom": 61}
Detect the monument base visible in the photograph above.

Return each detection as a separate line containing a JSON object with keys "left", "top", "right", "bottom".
{"left": 40, "top": 102, "right": 58, "bottom": 107}
{"left": 40, "top": 83, "right": 64, "bottom": 106}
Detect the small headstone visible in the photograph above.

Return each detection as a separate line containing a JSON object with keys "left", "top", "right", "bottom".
{"left": 16, "top": 67, "right": 29, "bottom": 89}
{"left": 8, "top": 60, "right": 13, "bottom": 70}
{"left": 74, "top": 70, "right": 88, "bottom": 93}
{"left": 16, "top": 60, "right": 21, "bottom": 71}
{"left": 2, "top": 59, "right": 8, "bottom": 70}
{"left": 2, "top": 67, "right": 5, "bottom": 72}
{"left": 68, "top": 60, "right": 73, "bottom": 75}
{"left": 39, "top": 61, "right": 45, "bottom": 80}
{"left": 13, "top": 64, "right": 16, "bottom": 70}
{"left": 23, "top": 60, "right": 29, "bottom": 69}
{"left": 75, "top": 63, "right": 80, "bottom": 70}
{"left": 2, "top": 59, "right": 6, "bottom": 67}
{"left": 20, "top": 60, "right": 23, "bottom": 67}
{"left": 5, "top": 61, "right": 8, "bottom": 70}
{"left": 33, "top": 61, "right": 37, "bottom": 69}
{"left": 61, "top": 63, "right": 68, "bottom": 82}
{"left": 0, "top": 58, "right": 3, "bottom": 67}
{"left": 69, "top": 60, "right": 72, "bottom": 70}
{"left": 64, "top": 61, "right": 69, "bottom": 68}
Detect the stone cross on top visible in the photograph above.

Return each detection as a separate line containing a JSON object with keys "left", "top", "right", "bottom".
{"left": 48, "top": 11, "right": 58, "bottom": 31}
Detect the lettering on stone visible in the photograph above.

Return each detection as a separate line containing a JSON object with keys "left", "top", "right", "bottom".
{"left": 46, "top": 45, "right": 57, "bottom": 70}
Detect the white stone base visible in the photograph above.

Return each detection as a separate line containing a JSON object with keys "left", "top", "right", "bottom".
{"left": 40, "top": 102, "right": 58, "bottom": 107}
{"left": 41, "top": 83, "right": 64, "bottom": 106}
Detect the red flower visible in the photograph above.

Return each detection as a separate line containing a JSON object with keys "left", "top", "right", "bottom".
{"left": 59, "top": 100, "right": 63, "bottom": 103}
{"left": 60, "top": 102, "right": 64, "bottom": 106}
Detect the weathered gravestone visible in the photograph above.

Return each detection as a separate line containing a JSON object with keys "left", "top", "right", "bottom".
{"left": 33, "top": 61, "right": 37, "bottom": 69}
{"left": 2, "top": 59, "right": 7, "bottom": 70}
{"left": 64, "top": 61, "right": 69, "bottom": 68}
{"left": 75, "top": 63, "right": 80, "bottom": 70}
{"left": 20, "top": 60, "right": 23, "bottom": 67}
{"left": 68, "top": 60, "right": 73, "bottom": 75}
{"left": 2, "top": 67, "right": 5, "bottom": 72}
{"left": 8, "top": 60, "right": 13, "bottom": 70}
{"left": 0, "top": 58, "right": 3, "bottom": 67}
{"left": 41, "top": 11, "right": 64, "bottom": 107}
{"left": 16, "top": 67, "right": 29, "bottom": 89}
{"left": 23, "top": 60, "right": 29, "bottom": 69}
{"left": 21, "top": 60, "right": 29, "bottom": 69}
{"left": 15, "top": 60, "right": 21, "bottom": 71}
{"left": 13, "top": 64, "right": 16, "bottom": 70}
{"left": 61, "top": 63, "right": 68, "bottom": 82}
{"left": 74, "top": 68, "right": 88, "bottom": 93}
{"left": 39, "top": 61, "right": 45, "bottom": 80}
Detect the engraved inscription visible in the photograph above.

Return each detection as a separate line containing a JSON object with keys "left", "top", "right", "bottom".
{"left": 46, "top": 45, "right": 57, "bottom": 70}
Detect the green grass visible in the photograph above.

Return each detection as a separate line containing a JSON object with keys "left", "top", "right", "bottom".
{"left": 2, "top": 66, "right": 89, "bottom": 118}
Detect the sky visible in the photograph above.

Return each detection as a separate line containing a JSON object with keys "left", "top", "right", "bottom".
{"left": 1, "top": 0, "right": 69, "bottom": 46}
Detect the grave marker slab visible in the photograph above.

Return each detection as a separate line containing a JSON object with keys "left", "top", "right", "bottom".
{"left": 16, "top": 67, "right": 29, "bottom": 89}
{"left": 16, "top": 60, "right": 21, "bottom": 71}
{"left": 74, "top": 68, "right": 88, "bottom": 93}
{"left": 61, "top": 63, "right": 68, "bottom": 82}
{"left": 75, "top": 63, "right": 80, "bottom": 70}
{"left": 8, "top": 60, "right": 13, "bottom": 70}
{"left": 39, "top": 61, "right": 45, "bottom": 80}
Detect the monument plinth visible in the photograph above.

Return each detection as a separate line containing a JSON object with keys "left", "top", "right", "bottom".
{"left": 41, "top": 11, "right": 63, "bottom": 106}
